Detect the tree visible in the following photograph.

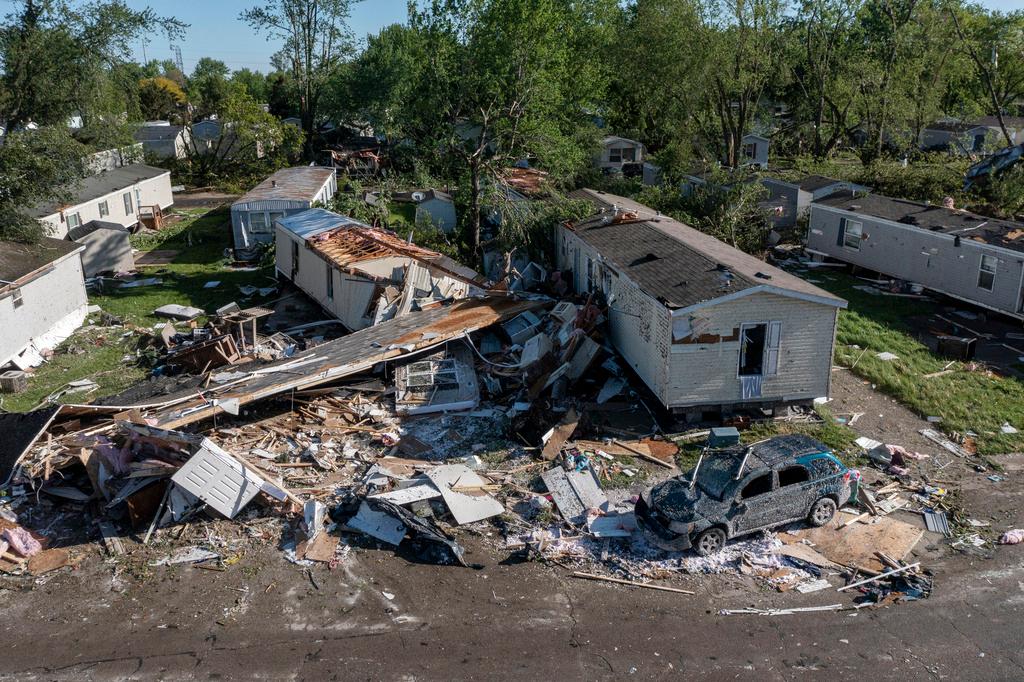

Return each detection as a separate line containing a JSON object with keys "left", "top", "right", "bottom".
{"left": 405, "top": 0, "right": 614, "bottom": 258}
{"left": 950, "top": 7, "right": 1024, "bottom": 146}
{"left": 0, "top": 127, "right": 87, "bottom": 243}
{"left": 0, "top": 0, "right": 185, "bottom": 128}
{"left": 232, "top": 68, "right": 268, "bottom": 101}
{"left": 138, "top": 76, "right": 186, "bottom": 121}
{"left": 189, "top": 57, "right": 231, "bottom": 118}
{"left": 241, "top": 0, "right": 360, "bottom": 156}
{"left": 265, "top": 71, "right": 298, "bottom": 117}
{"left": 183, "top": 84, "right": 302, "bottom": 184}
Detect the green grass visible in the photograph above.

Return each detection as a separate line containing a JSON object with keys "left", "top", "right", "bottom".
{"left": 2, "top": 207, "right": 277, "bottom": 413}
{"left": 807, "top": 269, "right": 1024, "bottom": 455}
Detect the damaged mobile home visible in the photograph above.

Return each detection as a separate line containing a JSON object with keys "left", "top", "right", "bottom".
{"left": 274, "top": 208, "right": 486, "bottom": 331}
{"left": 563, "top": 189, "right": 847, "bottom": 418}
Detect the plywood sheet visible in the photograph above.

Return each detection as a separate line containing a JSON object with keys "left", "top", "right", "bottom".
{"left": 781, "top": 512, "right": 924, "bottom": 573}
{"left": 423, "top": 465, "right": 503, "bottom": 525}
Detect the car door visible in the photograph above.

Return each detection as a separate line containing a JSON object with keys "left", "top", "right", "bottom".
{"left": 731, "top": 470, "right": 778, "bottom": 534}
{"left": 774, "top": 464, "right": 815, "bottom": 521}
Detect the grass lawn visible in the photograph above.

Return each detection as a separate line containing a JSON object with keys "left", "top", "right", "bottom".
{"left": 806, "top": 268, "right": 1024, "bottom": 456}
{"left": 1, "top": 207, "right": 277, "bottom": 413}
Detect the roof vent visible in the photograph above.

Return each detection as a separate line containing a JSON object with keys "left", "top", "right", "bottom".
{"left": 755, "top": 271, "right": 772, "bottom": 280}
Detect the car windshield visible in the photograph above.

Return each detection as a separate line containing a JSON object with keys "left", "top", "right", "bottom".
{"left": 693, "top": 454, "right": 741, "bottom": 499}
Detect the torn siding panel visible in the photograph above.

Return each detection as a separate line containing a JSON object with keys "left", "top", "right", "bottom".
{"left": 666, "top": 292, "right": 836, "bottom": 408}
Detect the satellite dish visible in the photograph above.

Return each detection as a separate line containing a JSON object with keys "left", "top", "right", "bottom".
{"left": 411, "top": 191, "right": 425, "bottom": 202}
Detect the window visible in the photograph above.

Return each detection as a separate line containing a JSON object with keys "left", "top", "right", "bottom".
{"left": 621, "top": 147, "right": 636, "bottom": 162}
{"left": 325, "top": 262, "right": 334, "bottom": 300}
{"left": 11, "top": 289, "right": 23, "bottom": 309}
{"left": 585, "top": 257, "right": 594, "bottom": 292}
{"left": 291, "top": 240, "right": 300, "bottom": 278}
{"left": 123, "top": 192, "right": 133, "bottom": 215}
{"left": 66, "top": 212, "right": 81, "bottom": 229}
{"left": 840, "top": 218, "right": 863, "bottom": 250}
{"left": 269, "top": 211, "right": 285, "bottom": 227}
{"left": 778, "top": 465, "right": 810, "bottom": 487}
{"left": 98, "top": 200, "right": 109, "bottom": 218}
{"left": 741, "top": 473, "right": 773, "bottom": 499}
{"left": 743, "top": 143, "right": 757, "bottom": 160}
{"left": 978, "top": 254, "right": 997, "bottom": 291}
{"left": 739, "top": 324, "right": 767, "bottom": 376}
{"left": 249, "top": 212, "right": 270, "bottom": 234}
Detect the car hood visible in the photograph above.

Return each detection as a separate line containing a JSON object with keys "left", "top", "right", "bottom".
{"left": 648, "top": 477, "right": 711, "bottom": 523}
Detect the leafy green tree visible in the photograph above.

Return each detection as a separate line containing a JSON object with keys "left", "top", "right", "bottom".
{"left": 241, "top": 0, "right": 360, "bottom": 155}
{"left": 231, "top": 68, "right": 268, "bottom": 101}
{"left": 0, "top": 127, "right": 87, "bottom": 243}
{"left": 189, "top": 57, "right": 231, "bottom": 119}
{"left": 0, "top": 0, "right": 185, "bottom": 128}
{"left": 265, "top": 70, "right": 298, "bottom": 118}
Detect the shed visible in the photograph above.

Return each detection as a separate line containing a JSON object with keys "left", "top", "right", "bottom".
{"left": 274, "top": 208, "right": 483, "bottom": 331}
{"left": 761, "top": 175, "right": 870, "bottom": 228}
{"left": 67, "top": 221, "right": 134, "bottom": 276}
{"left": 560, "top": 189, "right": 846, "bottom": 416}
{"left": 392, "top": 189, "right": 457, "bottom": 233}
{"left": 807, "top": 191, "right": 1024, "bottom": 319}
{"left": 920, "top": 121, "right": 993, "bottom": 154}
{"left": 32, "top": 163, "right": 173, "bottom": 238}
{"left": 740, "top": 134, "right": 770, "bottom": 169}
{"left": 230, "top": 167, "right": 337, "bottom": 259}
{"left": 595, "top": 136, "right": 646, "bottom": 173}
{"left": 133, "top": 123, "right": 190, "bottom": 159}
{"left": 0, "top": 238, "right": 88, "bottom": 368}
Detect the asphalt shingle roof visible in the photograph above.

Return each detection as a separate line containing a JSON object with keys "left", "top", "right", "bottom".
{"left": 29, "top": 164, "right": 169, "bottom": 218}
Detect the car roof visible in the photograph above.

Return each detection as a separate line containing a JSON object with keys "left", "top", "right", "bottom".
{"left": 714, "top": 434, "right": 830, "bottom": 472}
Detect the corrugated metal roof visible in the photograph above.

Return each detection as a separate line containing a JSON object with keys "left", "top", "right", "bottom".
{"left": 232, "top": 167, "right": 335, "bottom": 206}
{"left": 277, "top": 208, "right": 366, "bottom": 240}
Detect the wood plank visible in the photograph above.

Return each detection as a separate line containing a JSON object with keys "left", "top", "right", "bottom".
{"left": 781, "top": 513, "right": 924, "bottom": 573}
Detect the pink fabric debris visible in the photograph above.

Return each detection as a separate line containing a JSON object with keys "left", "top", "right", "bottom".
{"left": 887, "top": 445, "right": 928, "bottom": 461}
{"left": 998, "top": 529, "right": 1024, "bottom": 545}
{"left": 94, "top": 438, "right": 132, "bottom": 475}
{"left": 2, "top": 527, "right": 42, "bottom": 557}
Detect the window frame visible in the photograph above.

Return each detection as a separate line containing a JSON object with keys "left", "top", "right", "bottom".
{"left": 291, "top": 240, "right": 300, "bottom": 278}
{"left": 740, "top": 471, "right": 774, "bottom": 500}
{"left": 325, "top": 261, "right": 334, "bottom": 300}
{"left": 98, "top": 200, "right": 109, "bottom": 218}
{"left": 738, "top": 322, "right": 768, "bottom": 378}
{"left": 11, "top": 288, "right": 24, "bottom": 309}
{"left": 742, "top": 142, "right": 758, "bottom": 160}
{"left": 621, "top": 147, "right": 636, "bottom": 162}
{"left": 777, "top": 464, "right": 810, "bottom": 488}
{"left": 66, "top": 212, "right": 82, "bottom": 229}
{"left": 978, "top": 254, "right": 997, "bottom": 291}
{"left": 840, "top": 217, "right": 863, "bottom": 251}
{"left": 123, "top": 191, "right": 133, "bottom": 215}
{"left": 608, "top": 148, "right": 622, "bottom": 164}
{"left": 249, "top": 211, "right": 271, "bottom": 234}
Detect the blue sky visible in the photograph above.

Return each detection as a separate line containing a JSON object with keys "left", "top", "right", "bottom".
{"left": 3, "top": 0, "right": 1023, "bottom": 74}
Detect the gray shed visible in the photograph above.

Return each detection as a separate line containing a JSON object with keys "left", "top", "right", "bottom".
{"left": 761, "top": 175, "right": 870, "bottom": 228}
{"left": 562, "top": 189, "right": 847, "bottom": 416}
{"left": 230, "top": 167, "right": 337, "bottom": 259}
{"left": 67, "top": 221, "right": 134, "bottom": 276}
{"left": 807, "top": 191, "right": 1024, "bottom": 319}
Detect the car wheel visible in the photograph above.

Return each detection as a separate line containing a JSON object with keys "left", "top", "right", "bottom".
{"left": 808, "top": 497, "right": 837, "bottom": 527}
{"left": 694, "top": 527, "right": 727, "bottom": 556}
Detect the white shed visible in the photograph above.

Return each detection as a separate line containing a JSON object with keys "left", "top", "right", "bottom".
{"left": 562, "top": 190, "right": 846, "bottom": 417}
{"left": 392, "top": 189, "right": 457, "bottom": 233}
{"left": 134, "top": 123, "right": 190, "bottom": 160}
{"left": 740, "top": 134, "right": 770, "bottom": 169}
{"left": 230, "top": 167, "right": 337, "bottom": 259}
{"left": 0, "top": 238, "right": 88, "bottom": 368}
{"left": 595, "top": 136, "right": 646, "bottom": 172}
{"left": 274, "top": 208, "right": 483, "bottom": 331}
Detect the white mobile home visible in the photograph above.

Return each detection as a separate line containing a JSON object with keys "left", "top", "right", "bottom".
{"left": 274, "top": 209, "right": 483, "bottom": 332}
{"left": 920, "top": 121, "right": 994, "bottom": 154}
{"left": 33, "top": 164, "right": 173, "bottom": 238}
{"left": 231, "top": 167, "right": 337, "bottom": 259}
{"left": 740, "top": 133, "right": 770, "bottom": 169}
{"left": 0, "top": 238, "right": 89, "bottom": 368}
{"left": 807, "top": 192, "right": 1024, "bottom": 319}
{"left": 562, "top": 190, "right": 847, "bottom": 417}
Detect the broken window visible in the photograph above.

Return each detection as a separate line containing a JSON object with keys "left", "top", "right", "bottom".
{"left": 778, "top": 465, "right": 810, "bottom": 487}
{"left": 11, "top": 288, "right": 23, "bottom": 309}
{"left": 839, "top": 218, "right": 862, "bottom": 250}
{"left": 325, "top": 262, "right": 334, "bottom": 300}
{"left": 741, "top": 472, "right": 772, "bottom": 499}
{"left": 978, "top": 254, "right": 997, "bottom": 291}
{"left": 609, "top": 148, "right": 622, "bottom": 163}
{"left": 739, "top": 323, "right": 767, "bottom": 376}
{"left": 585, "top": 257, "right": 594, "bottom": 292}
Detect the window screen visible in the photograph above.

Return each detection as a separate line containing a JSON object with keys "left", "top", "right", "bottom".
{"left": 840, "top": 218, "right": 862, "bottom": 250}
{"left": 978, "top": 254, "right": 997, "bottom": 291}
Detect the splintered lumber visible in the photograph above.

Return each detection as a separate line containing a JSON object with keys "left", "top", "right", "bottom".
{"left": 148, "top": 299, "right": 544, "bottom": 430}
{"left": 542, "top": 407, "right": 580, "bottom": 461}
{"left": 571, "top": 572, "right": 694, "bottom": 595}
{"left": 612, "top": 439, "right": 675, "bottom": 469}
{"left": 837, "top": 562, "right": 920, "bottom": 591}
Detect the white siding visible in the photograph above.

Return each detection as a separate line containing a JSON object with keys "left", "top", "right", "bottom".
{"left": 0, "top": 252, "right": 88, "bottom": 366}
{"left": 41, "top": 172, "right": 174, "bottom": 237}
{"left": 667, "top": 292, "right": 838, "bottom": 408}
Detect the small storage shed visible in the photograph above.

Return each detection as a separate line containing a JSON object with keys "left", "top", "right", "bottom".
{"left": 230, "top": 167, "right": 337, "bottom": 259}
{"left": 274, "top": 208, "right": 483, "bottom": 331}
{"left": 67, "top": 221, "right": 134, "bottom": 276}
{"left": 761, "top": 175, "right": 870, "bottom": 228}
{"left": 740, "top": 133, "right": 770, "bottom": 169}
{"left": 392, "top": 189, "right": 457, "bottom": 233}
{"left": 595, "top": 136, "right": 646, "bottom": 172}
{"left": 133, "top": 123, "right": 190, "bottom": 160}
{"left": 0, "top": 238, "right": 88, "bottom": 368}
{"left": 561, "top": 189, "right": 847, "bottom": 416}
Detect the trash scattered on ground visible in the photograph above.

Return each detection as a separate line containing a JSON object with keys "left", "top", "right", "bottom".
{"left": 998, "top": 529, "right": 1024, "bottom": 545}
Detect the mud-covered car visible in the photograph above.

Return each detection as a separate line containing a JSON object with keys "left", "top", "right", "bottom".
{"left": 636, "top": 434, "right": 859, "bottom": 556}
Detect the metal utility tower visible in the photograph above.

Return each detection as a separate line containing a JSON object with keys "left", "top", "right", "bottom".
{"left": 170, "top": 44, "right": 184, "bottom": 74}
